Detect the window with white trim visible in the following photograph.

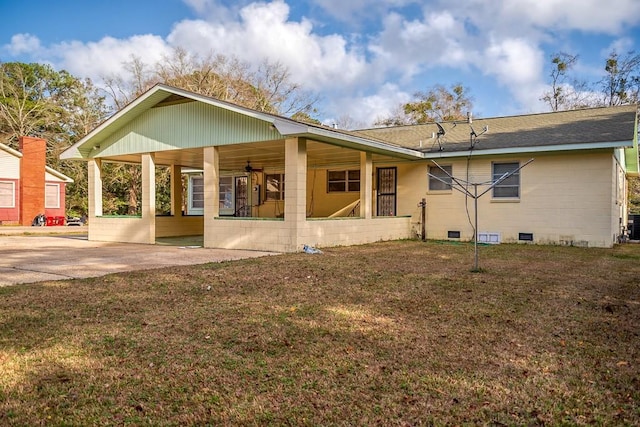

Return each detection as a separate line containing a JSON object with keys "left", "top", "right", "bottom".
{"left": 219, "top": 176, "right": 234, "bottom": 213}
{"left": 265, "top": 173, "right": 285, "bottom": 201}
{"left": 0, "top": 181, "right": 15, "bottom": 208}
{"left": 45, "top": 183, "right": 60, "bottom": 208}
{"left": 327, "top": 170, "right": 360, "bottom": 193}
{"left": 492, "top": 162, "right": 520, "bottom": 198}
{"left": 188, "top": 175, "right": 204, "bottom": 215}
{"left": 428, "top": 165, "right": 452, "bottom": 191}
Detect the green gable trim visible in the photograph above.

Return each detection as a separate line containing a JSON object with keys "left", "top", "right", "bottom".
{"left": 624, "top": 116, "right": 639, "bottom": 175}
{"left": 91, "top": 102, "right": 282, "bottom": 158}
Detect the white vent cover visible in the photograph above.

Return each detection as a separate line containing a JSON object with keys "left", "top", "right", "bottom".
{"left": 478, "top": 232, "right": 501, "bottom": 244}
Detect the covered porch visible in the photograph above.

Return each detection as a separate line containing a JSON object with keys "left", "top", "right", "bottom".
{"left": 85, "top": 136, "right": 414, "bottom": 252}
{"left": 63, "top": 84, "right": 422, "bottom": 252}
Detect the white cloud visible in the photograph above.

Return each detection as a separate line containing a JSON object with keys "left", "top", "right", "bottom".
{"left": 325, "top": 83, "right": 412, "bottom": 126}
{"left": 369, "top": 10, "right": 471, "bottom": 80}
{"left": 603, "top": 37, "right": 636, "bottom": 56}
{"left": 4, "top": 33, "right": 42, "bottom": 56}
{"left": 168, "top": 1, "right": 368, "bottom": 90}
{"left": 500, "top": 0, "right": 640, "bottom": 34}
{"left": 51, "top": 35, "right": 171, "bottom": 81}
{"left": 482, "top": 37, "right": 547, "bottom": 110}
{"left": 3, "top": 0, "right": 639, "bottom": 125}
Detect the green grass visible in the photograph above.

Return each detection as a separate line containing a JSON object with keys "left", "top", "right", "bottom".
{"left": 1, "top": 241, "right": 639, "bottom": 425}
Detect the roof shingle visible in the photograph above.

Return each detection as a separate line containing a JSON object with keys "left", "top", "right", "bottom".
{"left": 354, "top": 105, "right": 638, "bottom": 153}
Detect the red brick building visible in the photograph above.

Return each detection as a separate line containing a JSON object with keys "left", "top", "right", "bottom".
{"left": 0, "top": 137, "right": 73, "bottom": 225}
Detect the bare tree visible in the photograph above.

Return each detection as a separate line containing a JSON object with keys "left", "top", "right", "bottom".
{"left": 541, "top": 52, "right": 579, "bottom": 111}
{"left": 102, "top": 55, "right": 158, "bottom": 109}
{"left": 375, "top": 83, "right": 473, "bottom": 126}
{"left": 333, "top": 114, "right": 366, "bottom": 131}
{"left": 600, "top": 50, "right": 640, "bottom": 106}
{"left": 147, "top": 48, "right": 319, "bottom": 118}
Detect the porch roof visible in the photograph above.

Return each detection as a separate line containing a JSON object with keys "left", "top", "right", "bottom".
{"left": 61, "top": 84, "right": 423, "bottom": 166}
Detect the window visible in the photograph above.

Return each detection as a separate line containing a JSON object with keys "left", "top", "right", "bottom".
{"left": 429, "top": 165, "right": 452, "bottom": 191}
{"left": 492, "top": 162, "right": 520, "bottom": 198}
{"left": 188, "top": 176, "right": 204, "bottom": 215}
{"left": 265, "top": 173, "right": 285, "bottom": 201}
{"left": 0, "top": 181, "right": 15, "bottom": 208}
{"left": 327, "top": 170, "right": 360, "bottom": 192}
{"left": 219, "top": 176, "right": 233, "bottom": 212}
{"left": 45, "top": 183, "right": 60, "bottom": 209}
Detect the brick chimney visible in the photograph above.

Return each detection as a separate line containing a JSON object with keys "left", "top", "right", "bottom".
{"left": 19, "top": 136, "right": 47, "bottom": 225}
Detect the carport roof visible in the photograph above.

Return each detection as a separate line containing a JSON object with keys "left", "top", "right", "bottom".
{"left": 61, "top": 84, "right": 423, "bottom": 162}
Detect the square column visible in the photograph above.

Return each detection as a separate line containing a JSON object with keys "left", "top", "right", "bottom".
{"left": 203, "top": 147, "right": 220, "bottom": 218}
{"left": 285, "top": 137, "right": 307, "bottom": 250}
{"left": 203, "top": 147, "right": 220, "bottom": 247}
{"left": 87, "top": 159, "right": 103, "bottom": 218}
{"left": 170, "top": 164, "right": 182, "bottom": 216}
{"left": 141, "top": 153, "right": 156, "bottom": 244}
{"left": 360, "top": 152, "right": 373, "bottom": 219}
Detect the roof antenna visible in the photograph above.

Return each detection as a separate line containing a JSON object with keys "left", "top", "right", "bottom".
{"left": 469, "top": 124, "right": 489, "bottom": 149}
{"left": 435, "top": 122, "right": 446, "bottom": 151}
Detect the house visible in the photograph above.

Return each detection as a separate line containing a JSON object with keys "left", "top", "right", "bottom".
{"left": 60, "top": 84, "right": 639, "bottom": 250}
{"left": 1, "top": 136, "right": 73, "bottom": 225}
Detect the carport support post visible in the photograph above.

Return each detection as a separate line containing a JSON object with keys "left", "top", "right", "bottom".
{"left": 87, "top": 158, "right": 103, "bottom": 219}
{"left": 285, "top": 137, "right": 307, "bottom": 251}
{"left": 170, "top": 164, "right": 182, "bottom": 216}
{"left": 141, "top": 153, "right": 156, "bottom": 244}
{"left": 203, "top": 147, "right": 220, "bottom": 248}
{"left": 360, "top": 152, "right": 372, "bottom": 219}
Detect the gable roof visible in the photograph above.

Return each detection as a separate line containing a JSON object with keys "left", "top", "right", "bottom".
{"left": 355, "top": 105, "right": 638, "bottom": 157}
{"left": 60, "top": 84, "right": 422, "bottom": 161}
{"left": 60, "top": 84, "right": 638, "bottom": 176}
{"left": 0, "top": 141, "right": 73, "bottom": 183}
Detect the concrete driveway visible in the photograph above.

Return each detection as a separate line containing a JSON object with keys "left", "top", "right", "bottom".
{"left": 0, "top": 233, "right": 276, "bottom": 286}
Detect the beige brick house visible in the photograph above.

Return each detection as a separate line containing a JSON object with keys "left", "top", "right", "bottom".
{"left": 61, "top": 84, "right": 639, "bottom": 250}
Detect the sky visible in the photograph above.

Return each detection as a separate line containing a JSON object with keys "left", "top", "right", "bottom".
{"left": 1, "top": 0, "right": 640, "bottom": 128}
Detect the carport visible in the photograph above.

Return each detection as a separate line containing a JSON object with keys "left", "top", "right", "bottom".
{"left": 60, "top": 84, "right": 421, "bottom": 252}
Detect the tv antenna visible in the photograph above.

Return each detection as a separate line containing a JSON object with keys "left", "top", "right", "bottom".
{"left": 434, "top": 122, "right": 446, "bottom": 151}
{"left": 470, "top": 125, "right": 489, "bottom": 149}
{"left": 428, "top": 158, "right": 534, "bottom": 272}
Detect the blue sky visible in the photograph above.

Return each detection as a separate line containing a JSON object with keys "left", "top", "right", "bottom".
{"left": 1, "top": 0, "right": 640, "bottom": 127}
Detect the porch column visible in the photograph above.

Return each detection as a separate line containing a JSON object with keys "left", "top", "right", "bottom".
{"left": 87, "top": 159, "right": 102, "bottom": 218}
{"left": 360, "top": 152, "right": 373, "bottom": 219}
{"left": 203, "top": 147, "right": 220, "bottom": 247}
{"left": 170, "top": 164, "right": 182, "bottom": 216}
{"left": 285, "top": 137, "right": 307, "bottom": 251}
{"left": 141, "top": 153, "right": 156, "bottom": 244}
{"left": 203, "top": 147, "right": 220, "bottom": 218}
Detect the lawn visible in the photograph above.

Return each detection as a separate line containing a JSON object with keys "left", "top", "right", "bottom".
{"left": 1, "top": 240, "right": 639, "bottom": 425}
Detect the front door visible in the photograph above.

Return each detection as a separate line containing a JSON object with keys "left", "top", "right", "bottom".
{"left": 376, "top": 167, "right": 397, "bottom": 216}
